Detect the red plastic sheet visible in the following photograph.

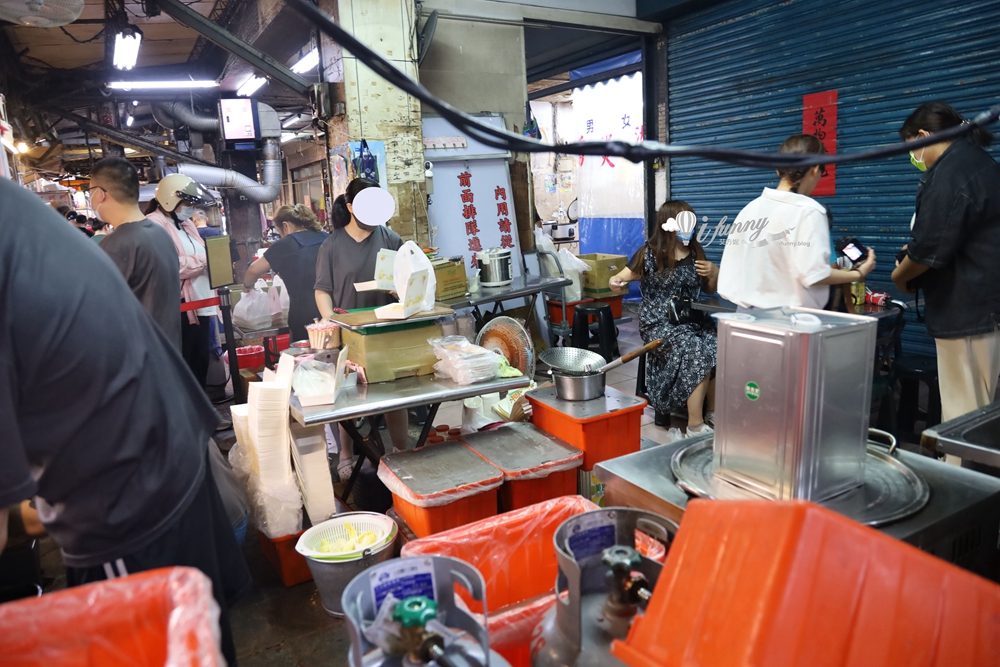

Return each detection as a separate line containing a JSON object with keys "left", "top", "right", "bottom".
{"left": 0, "top": 566, "right": 223, "bottom": 667}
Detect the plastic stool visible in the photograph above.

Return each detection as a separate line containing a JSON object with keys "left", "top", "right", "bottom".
{"left": 571, "top": 302, "right": 618, "bottom": 363}
{"left": 895, "top": 355, "right": 941, "bottom": 439}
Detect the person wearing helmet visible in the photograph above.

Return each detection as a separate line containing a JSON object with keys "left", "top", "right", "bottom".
{"left": 146, "top": 174, "right": 219, "bottom": 394}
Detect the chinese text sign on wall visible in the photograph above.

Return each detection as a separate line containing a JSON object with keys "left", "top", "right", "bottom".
{"left": 802, "top": 90, "right": 838, "bottom": 196}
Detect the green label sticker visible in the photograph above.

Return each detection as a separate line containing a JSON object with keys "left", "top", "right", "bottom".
{"left": 745, "top": 382, "right": 760, "bottom": 401}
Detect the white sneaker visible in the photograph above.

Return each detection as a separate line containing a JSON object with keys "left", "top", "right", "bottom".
{"left": 686, "top": 423, "right": 714, "bottom": 437}
{"left": 664, "top": 427, "right": 684, "bottom": 443}
{"left": 705, "top": 411, "right": 715, "bottom": 426}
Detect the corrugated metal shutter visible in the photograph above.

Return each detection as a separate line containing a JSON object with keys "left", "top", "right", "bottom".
{"left": 667, "top": 0, "right": 1000, "bottom": 355}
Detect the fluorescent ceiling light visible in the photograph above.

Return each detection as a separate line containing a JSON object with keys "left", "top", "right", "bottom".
{"left": 109, "top": 80, "right": 219, "bottom": 90}
{"left": 113, "top": 28, "right": 142, "bottom": 70}
{"left": 282, "top": 114, "right": 308, "bottom": 128}
{"left": 237, "top": 75, "right": 266, "bottom": 97}
{"left": 290, "top": 48, "right": 319, "bottom": 74}
{"left": 126, "top": 115, "right": 134, "bottom": 127}
{"left": 280, "top": 132, "right": 299, "bottom": 143}
{"left": 16, "top": 142, "right": 28, "bottom": 153}
{"left": 132, "top": 100, "right": 138, "bottom": 106}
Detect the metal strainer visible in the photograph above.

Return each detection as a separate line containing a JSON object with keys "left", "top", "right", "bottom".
{"left": 538, "top": 347, "right": 607, "bottom": 376}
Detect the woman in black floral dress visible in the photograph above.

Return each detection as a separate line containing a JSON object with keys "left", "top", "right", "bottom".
{"left": 610, "top": 201, "right": 719, "bottom": 435}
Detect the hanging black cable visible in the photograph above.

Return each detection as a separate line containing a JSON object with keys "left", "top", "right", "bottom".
{"left": 284, "top": 0, "right": 999, "bottom": 170}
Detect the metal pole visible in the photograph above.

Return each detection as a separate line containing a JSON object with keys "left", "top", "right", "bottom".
{"left": 217, "top": 287, "right": 245, "bottom": 404}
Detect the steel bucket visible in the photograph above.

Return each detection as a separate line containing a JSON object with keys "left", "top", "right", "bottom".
{"left": 305, "top": 535, "right": 396, "bottom": 617}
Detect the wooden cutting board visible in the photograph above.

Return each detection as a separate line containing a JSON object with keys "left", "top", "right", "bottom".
{"left": 330, "top": 303, "right": 455, "bottom": 329}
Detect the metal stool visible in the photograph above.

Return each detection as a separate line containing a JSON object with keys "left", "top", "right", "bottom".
{"left": 571, "top": 302, "right": 618, "bottom": 363}
{"left": 895, "top": 355, "right": 942, "bottom": 442}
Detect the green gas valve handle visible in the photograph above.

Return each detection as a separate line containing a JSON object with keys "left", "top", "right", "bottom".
{"left": 393, "top": 596, "right": 439, "bottom": 628}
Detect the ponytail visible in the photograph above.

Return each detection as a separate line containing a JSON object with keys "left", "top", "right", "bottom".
{"left": 900, "top": 100, "right": 994, "bottom": 148}
{"left": 331, "top": 194, "right": 351, "bottom": 230}
{"left": 331, "top": 177, "right": 380, "bottom": 230}
{"left": 776, "top": 134, "right": 826, "bottom": 194}
{"left": 274, "top": 203, "right": 323, "bottom": 233}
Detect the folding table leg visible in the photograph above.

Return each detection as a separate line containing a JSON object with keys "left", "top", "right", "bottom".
{"left": 414, "top": 403, "right": 441, "bottom": 448}
{"left": 338, "top": 415, "right": 386, "bottom": 502}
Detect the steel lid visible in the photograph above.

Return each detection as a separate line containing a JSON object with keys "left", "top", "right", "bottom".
{"left": 462, "top": 423, "right": 582, "bottom": 477}
{"left": 381, "top": 441, "right": 502, "bottom": 497}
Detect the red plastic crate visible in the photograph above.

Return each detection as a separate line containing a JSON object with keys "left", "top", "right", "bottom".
{"left": 499, "top": 468, "right": 578, "bottom": 513}
{"left": 595, "top": 294, "right": 623, "bottom": 318}
{"left": 546, "top": 298, "right": 594, "bottom": 325}
{"left": 612, "top": 500, "right": 1000, "bottom": 667}
{"left": 257, "top": 530, "right": 312, "bottom": 587}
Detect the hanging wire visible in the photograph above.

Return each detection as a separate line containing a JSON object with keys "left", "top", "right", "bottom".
{"left": 284, "top": 0, "right": 1000, "bottom": 170}
{"left": 60, "top": 26, "right": 107, "bottom": 44}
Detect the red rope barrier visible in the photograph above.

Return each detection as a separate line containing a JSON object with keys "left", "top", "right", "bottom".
{"left": 180, "top": 297, "right": 221, "bottom": 312}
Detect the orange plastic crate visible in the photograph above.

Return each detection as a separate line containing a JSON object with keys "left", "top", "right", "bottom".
{"left": 392, "top": 488, "right": 500, "bottom": 538}
{"left": 546, "top": 298, "right": 594, "bottom": 325}
{"left": 612, "top": 500, "right": 1000, "bottom": 667}
{"left": 527, "top": 386, "right": 645, "bottom": 470}
{"left": 499, "top": 468, "right": 578, "bottom": 513}
{"left": 379, "top": 441, "right": 504, "bottom": 538}
{"left": 258, "top": 530, "right": 313, "bottom": 587}
{"left": 462, "top": 423, "right": 584, "bottom": 513}
{"left": 0, "top": 567, "right": 222, "bottom": 666}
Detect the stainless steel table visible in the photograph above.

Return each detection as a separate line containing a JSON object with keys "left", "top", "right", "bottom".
{"left": 439, "top": 275, "right": 572, "bottom": 328}
{"left": 234, "top": 324, "right": 290, "bottom": 367}
{"left": 692, "top": 297, "right": 905, "bottom": 321}
{"left": 596, "top": 438, "right": 1000, "bottom": 582}
{"left": 290, "top": 374, "right": 531, "bottom": 500}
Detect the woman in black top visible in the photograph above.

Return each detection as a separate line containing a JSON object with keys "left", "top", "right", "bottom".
{"left": 242, "top": 204, "right": 328, "bottom": 341}
{"left": 892, "top": 101, "right": 1000, "bottom": 424}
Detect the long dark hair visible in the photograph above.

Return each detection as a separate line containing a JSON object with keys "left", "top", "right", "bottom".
{"left": 776, "top": 134, "right": 826, "bottom": 194}
{"left": 900, "top": 101, "right": 994, "bottom": 147}
{"left": 331, "top": 177, "right": 379, "bottom": 230}
{"left": 629, "top": 200, "right": 705, "bottom": 280}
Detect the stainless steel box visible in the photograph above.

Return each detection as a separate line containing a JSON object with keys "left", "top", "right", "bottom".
{"left": 713, "top": 308, "right": 877, "bottom": 501}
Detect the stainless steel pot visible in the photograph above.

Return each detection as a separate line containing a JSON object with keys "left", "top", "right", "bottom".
{"left": 477, "top": 247, "right": 513, "bottom": 287}
{"left": 553, "top": 371, "right": 606, "bottom": 401}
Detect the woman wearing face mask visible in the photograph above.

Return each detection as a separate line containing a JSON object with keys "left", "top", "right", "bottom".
{"left": 610, "top": 201, "right": 718, "bottom": 437}
{"left": 892, "top": 101, "right": 1000, "bottom": 426}
{"left": 314, "top": 178, "right": 408, "bottom": 480}
{"left": 242, "top": 204, "right": 328, "bottom": 341}
{"left": 146, "top": 173, "right": 218, "bottom": 390}
{"left": 718, "top": 134, "right": 876, "bottom": 310}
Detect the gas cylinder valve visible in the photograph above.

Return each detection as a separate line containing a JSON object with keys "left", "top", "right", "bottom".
{"left": 601, "top": 545, "right": 652, "bottom": 605}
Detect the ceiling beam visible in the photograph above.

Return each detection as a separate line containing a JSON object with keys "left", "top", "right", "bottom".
{"left": 46, "top": 107, "right": 217, "bottom": 167}
{"left": 156, "top": 0, "right": 311, "bottom": 97}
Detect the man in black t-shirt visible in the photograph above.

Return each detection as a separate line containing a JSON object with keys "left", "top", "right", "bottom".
{"left": 91, "top": 158, "right": 183, "bottom": 350}
{"left": 0, "top": 177, "right": 248, "bottom": 664}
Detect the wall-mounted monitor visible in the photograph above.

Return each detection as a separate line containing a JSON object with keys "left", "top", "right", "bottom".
{"left": 219, "top": 98, "right": 260, "bottom": 141}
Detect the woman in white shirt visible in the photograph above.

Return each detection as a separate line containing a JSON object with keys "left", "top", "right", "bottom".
{"left": 717, "top": 134, "right": 875, "bottom": 309}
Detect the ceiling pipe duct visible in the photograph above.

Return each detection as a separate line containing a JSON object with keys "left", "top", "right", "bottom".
{"left": 153, "top": 101, "right": 220, "bottom": 132}
{"left": 179, "top": 138, "right": 280, "bottom": 203}
{"left": 177, "top": 102, "right": 282, "bottom": 203}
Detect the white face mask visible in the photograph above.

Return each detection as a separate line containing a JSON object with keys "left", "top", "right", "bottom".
{"left": 175, "top": 205, "right": 195, "bottom": 221}
{"left": 92, "top": 188, "right": 106, "bottom": 222}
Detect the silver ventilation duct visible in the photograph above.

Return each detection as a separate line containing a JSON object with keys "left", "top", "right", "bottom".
{"left": 152, "top": 102, "right": 220, "bottom": 133}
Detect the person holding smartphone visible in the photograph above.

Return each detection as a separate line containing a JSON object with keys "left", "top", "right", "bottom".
{"left": 892, "top": 101, "right": 1000, "bottom": 424}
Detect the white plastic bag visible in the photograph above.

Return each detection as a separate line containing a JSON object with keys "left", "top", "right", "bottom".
{"left": 270, "top": 275, "right": 290, "bottom": 328}
{"left": 234, "top": 279, "right": 272, "bottom": 331}
{"left": 558, "top": 248, "right": 591, "bottom": 302}
{"left": 393, "top": 241, "right": 437, "bottom": 314}
{"left": 429, "top": 335, "right": 500, "bottom": 385}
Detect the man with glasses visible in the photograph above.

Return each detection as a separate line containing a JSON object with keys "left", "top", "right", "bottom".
{"left": 91, "top": 157, "right": 182, "bottom": 350}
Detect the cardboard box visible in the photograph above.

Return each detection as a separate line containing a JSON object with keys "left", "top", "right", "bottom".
{"left": 341, "top": 322, "right": 442, "bottom": 384}
{"left": 433, "top": 257, "right": 468, "bottom": 300}
{"left": 579, "top": 253, "right": 628, "bottom": 297}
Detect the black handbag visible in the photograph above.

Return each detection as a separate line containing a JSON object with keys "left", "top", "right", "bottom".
{"left": 667, "top": 294, "right": 702, "bottom": 326}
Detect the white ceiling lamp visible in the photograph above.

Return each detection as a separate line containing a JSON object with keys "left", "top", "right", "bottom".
{"left": 16, "top": 142, "right": 29, "bottom": 154}
{"left": 126, "top": 115, "right": 134, "bottom": 127}
{"left": 282, "top": 114, "right": 307, "bottom": 128}
{"left": 290, "top": 48, "right": 319, "bottom": 74}
{"left": 109, "top": 80, "right": 219, "bottom": 90}
{"left": 113, "top": 25, "right": 142, "bottom": 70}
{"left": 280, "top": 132, "right": 299, "bottom": 143}
{"left": 237, "top": 75, "right": 266, "bottom": 97}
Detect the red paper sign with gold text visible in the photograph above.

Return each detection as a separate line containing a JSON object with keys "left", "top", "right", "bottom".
{"left": 802, "top": 90, "right": 837, "bottom": 196}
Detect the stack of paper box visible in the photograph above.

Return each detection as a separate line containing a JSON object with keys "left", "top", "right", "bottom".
{"left": 289, "top": 422, "right": 338, "bottom": 524}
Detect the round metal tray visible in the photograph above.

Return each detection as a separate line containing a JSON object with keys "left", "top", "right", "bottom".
{"left": 670, "top": 438, "right": 930, "bottom": 527}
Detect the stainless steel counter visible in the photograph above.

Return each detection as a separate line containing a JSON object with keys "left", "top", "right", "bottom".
{"left": 439, "top": 274, "right": 572, "bottom": 311}
{"left": 289, "top": 374, "right": 530, "bottom": 427}
{"left": 596, "top": 438, "right": 1000, "bottom": 581}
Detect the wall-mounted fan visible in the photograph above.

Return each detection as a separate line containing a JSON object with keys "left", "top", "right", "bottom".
{"left": 0, "top": 0, "right": 84, "bottom": 26}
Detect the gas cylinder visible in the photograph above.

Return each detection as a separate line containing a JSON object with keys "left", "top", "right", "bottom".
{"left": 531, "top": 508, "right": 677, "bottom": 667}
{"left": 341, "top": 554, "right": 512, "bottom": 667}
